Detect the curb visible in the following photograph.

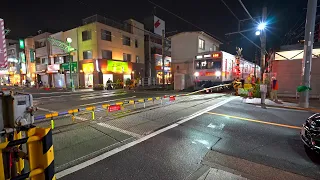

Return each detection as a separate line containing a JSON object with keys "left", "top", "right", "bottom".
{"left": 246, "top": 103, "right": 320, "bottom": 113}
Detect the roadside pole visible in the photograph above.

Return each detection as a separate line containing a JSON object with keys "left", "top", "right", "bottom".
{"left": 299, "top": 0, "right": 318, "bottom": 108}
{"left": 162, "top": 29, "right": 165, "bottom": 88}
{"left": 260, "top": 7, "right": 267, "bottom": 80}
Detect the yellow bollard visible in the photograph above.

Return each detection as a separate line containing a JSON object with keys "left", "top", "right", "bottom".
{"left": 72, "top": 113, "right": 75, "bottom": 122}
{"left": 51, "top": 119, "right": 55, "bottom": 129}
{"left": 92, "top": 110, "right": 95, "bottom": 120}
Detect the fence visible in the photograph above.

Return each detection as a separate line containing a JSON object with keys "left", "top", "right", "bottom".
{"left": 33, "top": 84, "right": 232, "bottom": 129}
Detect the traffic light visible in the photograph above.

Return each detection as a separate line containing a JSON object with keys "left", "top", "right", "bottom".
{"left": 19, "top": 39, "right": 24, "bottom": 49}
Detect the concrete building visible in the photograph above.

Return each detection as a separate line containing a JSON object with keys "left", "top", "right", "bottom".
{"left": 24, "top": 37, "right": 36, "bottom": 84}
{"left": 143, "top": 16, "right": 172, "bottom": 85}
{"left": 170, "top": 31, "right": 222, "bottom": 87}
{"left": 0, "top": 39, "right": 25, "bottom": 85}
{"left": 78, "top": 15, "right": 145, "bottom": 88}
{"left": 272, "top": 42, "right": 320, "bottom": 97}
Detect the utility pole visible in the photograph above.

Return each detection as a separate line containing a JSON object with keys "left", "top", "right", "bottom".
{"left": 260, "top": 7, "right": 267, "bottom": 80}
{"left": 162, "top": 29, "right": 165, "bottom": 87}
{"left": 254, "top": 48, "right": 257, "bottom": 77}
{"left": 299, "top": 0, "right": 318, "bottom": 108}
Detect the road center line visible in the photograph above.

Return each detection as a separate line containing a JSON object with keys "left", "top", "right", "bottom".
{"left": 206, "top": 112, "right": 301, "bottom": 129}
{"left": 55, "top": 96, "right": 238, "bottom": 179}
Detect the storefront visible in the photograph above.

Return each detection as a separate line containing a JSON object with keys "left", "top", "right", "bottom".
{"left": 155, "top": 54, "right": 172, "bottom": 84}
{"left": 82, "top": 62, "right": 94, "bottom": 88}
{"left": 0, "top": 69, "right": 9, "bottom": 85}
{"left": 36, "top": 64, "right": 48, "bottom": 86}
{"left": 47, "top": 64, "right": 64, "bottom": 88}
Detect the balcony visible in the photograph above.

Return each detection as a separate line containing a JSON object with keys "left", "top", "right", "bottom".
{"left": 83, "top": 15, "right": 132, "bottom": 34}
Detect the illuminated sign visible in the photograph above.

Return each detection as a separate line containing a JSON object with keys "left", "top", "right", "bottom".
{"left": 83, "top": 63, "right": 94, "bottom": 74}
{"left": 196, "top": 55, "right": 203, "bottom": 59}
{"left": 205, "top": 72, "right": 215, "bottom": 76}
{"left": 8, "top": 58, "right": 18, "bottom": 63}
{"left": 107, "top": 60, "right": 129, "bottom": 73}
{"left": 20, "top": 63, "right": 26, "bottom": 74}
{"left": 212, "top": 53, "right": 220, "bottom": 58}
{"left": 47, "top": 64, "right": 60, "bottom": 73}
{"left": 204, "top": 54, "right": 211, "bottom": 58}
{"left": 61, "top": 62, "right": 77, "bottom": 72}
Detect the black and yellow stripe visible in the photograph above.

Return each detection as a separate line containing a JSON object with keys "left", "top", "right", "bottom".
{"left": 42, "top": 129, "right": 55, "bottom": 180}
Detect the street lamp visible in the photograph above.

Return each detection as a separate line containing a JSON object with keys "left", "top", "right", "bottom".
{"left": 257, "top": 22, "right": 266, "bottom": 30}
{"left": 255, "top": 30, "right": 261, "bottom": 36}
{"left": 66, "top": 37, "right": 75, "bottom": 92}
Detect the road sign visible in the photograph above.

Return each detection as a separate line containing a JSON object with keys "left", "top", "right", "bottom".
{"left": 0, "top": 18, "right": 7, "bottom": 68}
{"left": 108, "top": 105, "right": 121, "bottom": 112}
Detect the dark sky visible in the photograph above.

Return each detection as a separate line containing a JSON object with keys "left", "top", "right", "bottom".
{"left": 1, "top": 0, "right": 308, "bottom": 60}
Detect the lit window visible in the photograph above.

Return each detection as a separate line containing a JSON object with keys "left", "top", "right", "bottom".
{"left": 199, "top": 38, "right": 205, "bottom": 50}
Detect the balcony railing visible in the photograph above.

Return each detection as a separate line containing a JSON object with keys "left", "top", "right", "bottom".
{"left": 83, "top": 15, "right": 132, "bottom": 34}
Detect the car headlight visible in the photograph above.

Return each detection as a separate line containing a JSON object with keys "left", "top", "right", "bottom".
{"left": 194, "top": 72, "right": 199, "bottom": 77}
{"left": 215, "top": 71, "right": 221, "bottom": 76}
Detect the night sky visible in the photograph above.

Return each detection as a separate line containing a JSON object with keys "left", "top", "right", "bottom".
{"left": 1, "top": 0, "right": 308, "bottom": 60}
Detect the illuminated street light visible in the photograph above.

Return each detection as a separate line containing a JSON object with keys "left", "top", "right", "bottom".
{"left": 257, "top": 22, "right": 266, "bottom": 30}
{"left": 255, "top": 30, "right": 261, "bottom": 36}
{"left": 194, "top": 72, "right": 199, "bottom": 77}
{"left": 66, "top": 37, "right": 72, "bottom": 43}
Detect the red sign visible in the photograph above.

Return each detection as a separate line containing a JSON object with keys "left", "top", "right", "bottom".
{"left": 108, "top": 105, "right": 121, "bottom": 112}
{"left": 154, "top": 19, "right": 161, "bottom": 28}
{"left": 0, "top": 18, "right": 7, "bottom": 68}
{"left": 169, "top": 96, "right": 175, "bottom": 101}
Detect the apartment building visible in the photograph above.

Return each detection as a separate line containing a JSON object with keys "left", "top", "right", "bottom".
{"left": 78, "top": 15, "right": 145, "bottom": 87}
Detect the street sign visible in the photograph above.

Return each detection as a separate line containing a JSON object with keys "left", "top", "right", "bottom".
{"left": 0, "top": 18, "right": 7, "bottom": 68}
{"left": 108, "top": 105, "right": 121, "bottom": 112}
{"left": 61, "top": 62, "right": 77, "bottom": 72}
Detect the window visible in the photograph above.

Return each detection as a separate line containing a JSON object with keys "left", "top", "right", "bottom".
{"left": 199, "top": 38, "right": 205, "bottom": 50}
{"left": 196, "top": 60, "right": 221, "bottom": 69}
{"left": 101, "top": 29, "right": 111, "bottom": 41}
{"left": 41, "top": 58, "right": 48, "bottom": 64}
{"left": 123, "top": 53, "right": 131, "bottom": 62}
{"left": 82, "top": 30, "right": 92, "bottom": 41}
{"left": 102, "top": 50, "right": 112, "bottom": 59}
{"left": 83, "top": 50, "right": 92, "bottom": 59}
{"left": 136, "top": 55, "right": 140, "bottom": 63}
{"left": 135, "top": 39, "right": 138, "bottom": 48}
{"left": 122, "top": 36, "right": 131, "bottom": 46}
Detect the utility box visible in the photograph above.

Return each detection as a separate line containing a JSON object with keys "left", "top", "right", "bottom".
{"left": 174, "top": 73, "right": 185, "bottom": 90}
{"left": 0, "top": 92, "right": 34, "bottom": 130}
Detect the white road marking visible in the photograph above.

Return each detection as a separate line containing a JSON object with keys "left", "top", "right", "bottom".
{"left": 56, "top": 96, "right": 237, "bottom": 179}
{"left": 97, "top": 122, "right": 142, "bottom": 138}
{"left": 34, "top": 91, "right": 117, "bottom": 99}
{"left": 79, "top": 96, "right": 136, "bottom": 106}
{"left": 36, "top": 107, "right": 55, "bottom": 113}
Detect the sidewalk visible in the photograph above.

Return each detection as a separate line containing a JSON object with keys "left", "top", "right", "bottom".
{"left": 243, "top": 97, "right": 320, "bottom": 113}
{"left": 195, "top": 151, "right": 312, "bottom": 180}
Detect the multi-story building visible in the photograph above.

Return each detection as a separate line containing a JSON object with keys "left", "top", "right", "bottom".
{"left": 3, "top": 39, "right": 24, "bottom": 85}
{"left": 24, "top": 37, "right": 36, "bottom": 84}
{"left": 78, "top": 15, "right": 145, "bottom": 87}
{"left": 25, "top": 15, "right": 145, "bottom": 88}
{"left": 143, "top": 16, "right": 171, "bottom": 85}
{"left": 170, "top": 31, "right": 222, "bottom": 87}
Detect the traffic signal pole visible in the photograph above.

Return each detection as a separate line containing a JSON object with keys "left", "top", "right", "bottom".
{"left": 299, "top": 0, "right": 318, "bottom": 108}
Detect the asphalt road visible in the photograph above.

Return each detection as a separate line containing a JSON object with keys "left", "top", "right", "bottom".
{"left": 30, "top": 90, "right": 181, "bottom": 116}
{"left": 59, "top": 97, "right": 319, "bottom": 180}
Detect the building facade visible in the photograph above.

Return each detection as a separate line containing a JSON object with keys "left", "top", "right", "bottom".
{"left": 78, "top": 15, "right": 145, "bottom": 88}
{"left": 0, "top": 39, "right": 25, "bottom": 85}
{"left": 170, "top": 31, "right": 221, "bottom": 87}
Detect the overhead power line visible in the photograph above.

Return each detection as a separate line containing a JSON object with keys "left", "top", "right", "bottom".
{"left": 238, "top": 0, "right": 258, "bottom": 24}
{"left": 147, "top": 0, "right": 224, "bottom": 43}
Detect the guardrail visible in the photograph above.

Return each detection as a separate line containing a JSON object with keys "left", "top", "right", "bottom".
{"left": 34, "top": 84, "right": 232, "bottom": 129}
